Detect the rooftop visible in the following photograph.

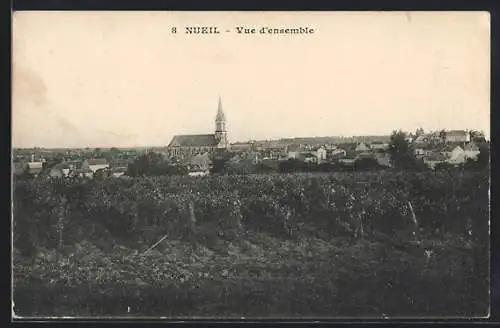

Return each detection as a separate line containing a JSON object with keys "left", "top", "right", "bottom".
{"left": 168, "top": 134, "right": 218, "bottom": 147}
{"left": 73, "top": 168, "right": 92, "bottom": 173}
{"left": 27, "top": 162, "right": 43, "bottom": 169}
{"left": 447, "top": 130, "right": 468, "bottom": 136}
{"left": 424, "top": 152, "right": 447, "bottom": 161}
{"left": 87, "top": 158, "right": 108, "bottom": 165}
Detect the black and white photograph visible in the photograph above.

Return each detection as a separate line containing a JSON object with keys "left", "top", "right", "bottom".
{"left": 12, "top": 11, "right": 490, "bottom": 319}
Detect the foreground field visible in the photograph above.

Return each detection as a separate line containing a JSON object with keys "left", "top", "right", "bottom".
{"left": 13, "top": 170, "right": 489, "bottom": 317}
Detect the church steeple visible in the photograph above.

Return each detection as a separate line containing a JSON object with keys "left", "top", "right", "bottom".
{"left": 215, "top": 96, "right": 226, "bottom": 132}
{"left": 215, "top": 95, "right": 225, "bottom": 123}
{"left": 214, "top": 96, "right": 228, "bottom": 149}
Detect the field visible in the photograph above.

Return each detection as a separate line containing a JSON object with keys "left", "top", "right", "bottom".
{"left": 12, "top": 170, "right": 489, "bottom": 318}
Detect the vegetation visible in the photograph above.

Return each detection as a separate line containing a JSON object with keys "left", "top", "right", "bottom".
{"left": 13, "top": 170, "right": 489, "bottom": 317}
{"left": 127, "top": 152, "right": 187, "bottom": 177}
{"left": 388, "top": 130, "right": 416, "bottom": 170}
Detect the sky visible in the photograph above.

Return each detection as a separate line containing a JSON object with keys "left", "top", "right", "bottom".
{"left": 12, "top": 11, "right": 490, "bottom": 148}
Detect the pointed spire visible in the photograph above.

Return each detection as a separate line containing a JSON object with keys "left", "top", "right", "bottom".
{"left": 216, "top": 95, "right": 225, "bottom": 121}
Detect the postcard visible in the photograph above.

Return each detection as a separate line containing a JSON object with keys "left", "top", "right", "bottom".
{"left": 12, "top": 11, "right": 490, "bottom": 319}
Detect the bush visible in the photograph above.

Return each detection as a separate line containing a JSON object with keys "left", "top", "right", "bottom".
{"left": 354, "top": 157, "right": 381, "bottom": 171}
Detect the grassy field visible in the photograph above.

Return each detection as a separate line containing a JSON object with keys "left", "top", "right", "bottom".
{"left": 13, "top": 170, "right": 489, "bottom": 318}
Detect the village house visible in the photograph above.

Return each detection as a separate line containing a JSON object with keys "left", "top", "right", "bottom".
{"left": 26, "top": 162, "right": 43, "bottom": 176}
{"left": 314, "top": 146, "right": 327, "bottom": 163}
{"left": 414, "top": 143, "right": 436, "bottom": 158}
{"left": 440, "top": 144, "right": 458, "bottom": 158}
{"left": 328, "top": 148, "right": 347, "bottom": 161}
{"left": 270, "top": 149, "right": 284, "bottom": 160}
{"left": 430, "top": 134, "right": 444, "bottom": 143}
{"left": 230, "top": 141, "right": 255, "bottom": 153}
{"left": 49, "top": 163, "right": 71, "bottom": 178}
{"left": 446, "top": 145, "right": 467, "bottom": 166}
{"left": 324, "top": 144, "right": 337, "bottom": 151}
{"left": 64, "top": 160, "right": 80, "bottom": 170}
{"left": 71, "top": 168, "right": 93, "bottom": 178}
{"left": 445, "top": 130, "right": 470, "bottom": 143}
{"left": 82, "top": 158, "right": 109, "bottom": 173}
{"left": 303, "top": 153, "right": 317, "bottom": 164}
{"left": 355, "top": 142, "right": 370, "bottom": 153}
{"left": 370, "top": 142, "right": 389, "bottom": 151}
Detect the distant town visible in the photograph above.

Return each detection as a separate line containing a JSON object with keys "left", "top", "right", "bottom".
{"left": 12, "top": 127, "right": 488, "bottom": 179}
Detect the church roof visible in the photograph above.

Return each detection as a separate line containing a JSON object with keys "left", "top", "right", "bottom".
{"left": 168, "top": 134, "right": 218, "bottom": 147}
{"left": 216, "top": 96, "right": 225, "bottom": 121}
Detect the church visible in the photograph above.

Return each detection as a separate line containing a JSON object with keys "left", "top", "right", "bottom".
{"left": 167, "top": 97, "right": 229, "bottom": 160}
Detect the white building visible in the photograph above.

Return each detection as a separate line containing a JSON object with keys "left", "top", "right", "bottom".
{"left": 445, "top": 130, "right": 470, "bottom": 143}
{"left": 446, "top": 146, "right": 467, "bottom": 165}
{"left": 26, "top": 162, "right": 43, "bottom": 176}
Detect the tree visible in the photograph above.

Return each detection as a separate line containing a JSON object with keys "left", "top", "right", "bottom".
{"left": 126, "top": 152, "right": 165, "bottom": 177}
{"left": 469, "top": 130, "right": 487, "bottom": 143}
{"left": 439, "top": 129, "right": 447, "bottom": 143}
{"left": 210, "top": 152, "right": 234, "bottom": 174}
{"left": 388, "top": 130, "right": 416, "bottom": 170}
{"left": 475, "top": 143, "right": 490, "bottom": 170}
{"left": 94, "top": 168, "right": 108, "bottom": 180}
{"left": 415, "top": 128, "right": 425, "bottom": 137}
{"left": 354, "top": 157, "right": 381, "bottom": 171}
{"left": 210, "top": 158, "right": 229, "bottom": 174}
{"left": 18, "top": 166, "right": 34, "bottom": 180}
{"left": 254, "top": 163, "right": 276, "bottom": 174}
{"left": 279, "top": 158, "right": 303, "bottom": 173}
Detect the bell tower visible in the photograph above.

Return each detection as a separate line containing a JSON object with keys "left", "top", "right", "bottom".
{"left": 215, "top": 96, "right": 228, "bottom": 149}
